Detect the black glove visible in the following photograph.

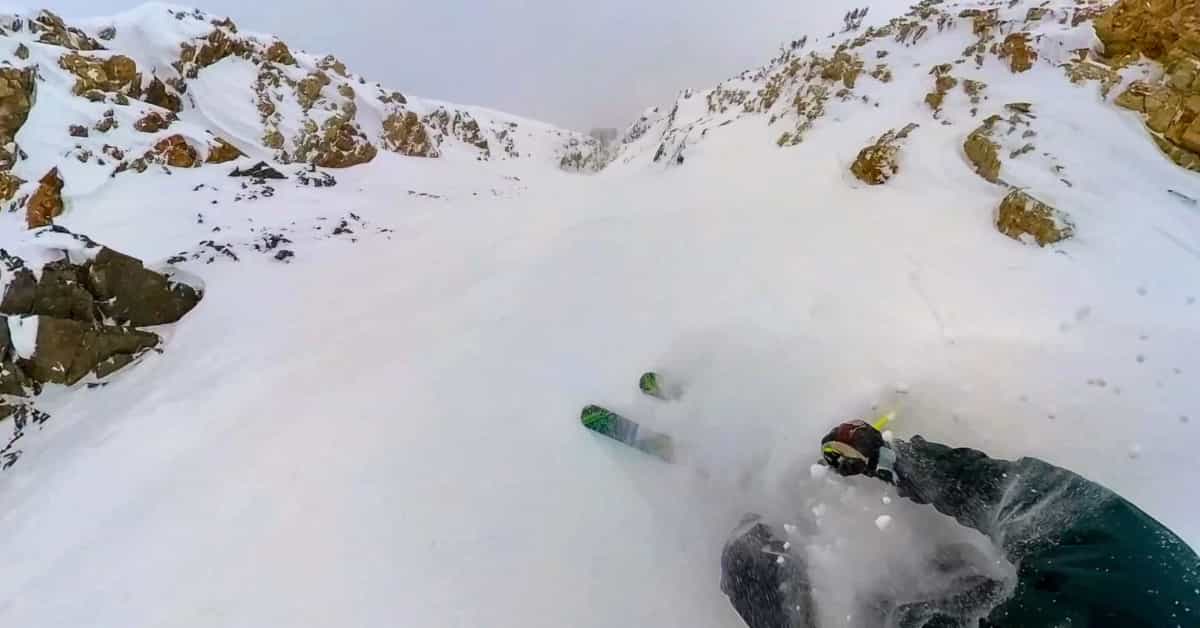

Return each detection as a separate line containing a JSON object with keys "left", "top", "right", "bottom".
{"left": 820, "top": 420, "right": 896, "bottom": 482}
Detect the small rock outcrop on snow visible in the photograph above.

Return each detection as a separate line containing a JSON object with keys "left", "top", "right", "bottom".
{"left": 995, "top": 188, "right": 1074, "bottom": 246}
{"left": 0, "top": 227, "right": 201, "bottom": 400}
{"left": 850, "top": 123, "right": 919, "bottom": 184}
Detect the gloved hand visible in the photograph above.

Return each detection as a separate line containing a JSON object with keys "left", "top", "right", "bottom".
{"left": 820, "top": 420, "right": 896, "bottom": 483}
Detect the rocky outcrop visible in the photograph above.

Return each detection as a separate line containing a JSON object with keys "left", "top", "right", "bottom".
{"left": 206, "top": 138, "right": 243, "bottom": 164}
{"left": 293, "top": 115, "right": 377, "bottom": 168}
{"left": 0, "top": 67, "right": 35, "bottom": 168}
{"left": 0, "top": 231, "right": 202, "bottom": 388}
{"left": 999, "top": 32, "right": 1038, "bottom": 72}
{"left": 924, "top": 65, "right": 959, "bottom": 111}
{"left": 964, "top": 121, "right": 1002, "bottom": 182}
{"left": 1102, "top": 0, "right": 1200, "bottom": 171}
{"left": 16, "top": 316, "right": 159, "bottom": 385}
{"left": 317, "top": 55, "right": 350, "bottom": 78}
{"left": 818, "top": 51, "right": 864, "bottom": 89}
{"left": 296, "top": 72, "right": 331, "bottom": 111}
{"left": 31, "top": 10, "right": 103, "bottom": 51}
{"left": 26, "top": 169, "right": 64, "bottom": 228}
{"left": 1067, "top": 60, "right": 1121, "bottom": 96}
{"left": 134, "top": 111, "right": 172, "bottom": 133}
{"left": 150, "top": 135, "right": 199, "bottom": 168}
{"left": 177, "top": 26, "right": 253, "bottom": 77}
{"left": 996, "top": 189, "right": 1074, "bottom": 246}
{"left": 850, "top": 123, "right": 919, "bottom": 184}
{"left": 264, "top": 41, "right": 296, "bottom": 66}
{"left": 423, "top": 108, "right": 490, "bottom": 159}
{"left": 85, "top": 247, "right": 202, "bottom": 326}
{"left": 0, "top": 172, "right": 24, "bottom": 202}
{"left": 143, "top": 77, "right": 182, "bottom": 113}
{"left": 382, "top": 111, "right": 438, "bottom": 157}
{"left": 59, "top": 52, "right": 141, "bottom": 97}
{"left": 1094, "top": 0, "right": 1191, "bottom": 61}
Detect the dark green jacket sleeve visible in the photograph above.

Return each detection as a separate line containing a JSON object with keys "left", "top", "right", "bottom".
{"left": 891, "top": 436, "right": 1200, "bottom": 628}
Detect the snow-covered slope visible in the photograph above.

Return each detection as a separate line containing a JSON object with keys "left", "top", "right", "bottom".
{"left": 1, "top": 1, "right": 1199, "bottom": 627}
{"left": 0, "top": 4, "right": 601, "bottom": 223}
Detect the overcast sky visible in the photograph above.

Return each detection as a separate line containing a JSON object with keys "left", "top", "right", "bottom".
{"left": 39, "top": 0, "right": 883, "bottom": 131}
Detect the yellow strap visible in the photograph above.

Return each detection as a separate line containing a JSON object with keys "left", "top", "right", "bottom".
{"left": 871, "top": 411, "right": 895, "bottom": 431}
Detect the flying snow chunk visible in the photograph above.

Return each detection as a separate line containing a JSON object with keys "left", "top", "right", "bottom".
{"left": 882, "top": 430, "right": 895, "bottom": 443}
{"left": 1128, "top": 444, "right": 1143, "bottom": 460}
{"left": 881, "top": 496, "right": 892, "bottom": 505}
{"left": 8, "top": 316, "right": 38, "bottom": 359}
{"left": 810, "top": 463, "right": 829, "bottom": 479}
{"left": 875, "top": 515, "right": 893, "bottom": 531}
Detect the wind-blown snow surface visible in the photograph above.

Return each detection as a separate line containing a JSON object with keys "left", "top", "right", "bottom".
{"left": 2, "top": 11, "right": 1200, "bottom": 628}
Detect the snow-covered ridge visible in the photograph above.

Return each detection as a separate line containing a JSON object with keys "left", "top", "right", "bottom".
{"left": 0, "top": 4, "right": 603, "bottom": 226}
{"left": 605, "top": 0, "right": 1129, "bottom": 173}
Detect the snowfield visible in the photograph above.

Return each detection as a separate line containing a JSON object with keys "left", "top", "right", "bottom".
{"left": 1, "top": 1, "right": 1199, "bottom": 627}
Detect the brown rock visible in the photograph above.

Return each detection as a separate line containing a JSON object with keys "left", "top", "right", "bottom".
{"left": 1068, "top": 60, "right": 1121, "bottom": 96}
{"left": 925, "top": 75, "right": 959, "bottom": 110}
{"left": 0, "top": 172, "right": 24, "bottom": 202}
{"left": 69, "top": 124, "right": 89, "bottom": 138}
{"left": 1115, "top": 80, "right": 1154, "bottom": 111}
{"left": 143, "top": 77, "right": 182, "bottom": 112}
{"left": 59, "top": 52, "right": 141, "bottom": 97}
{"left": 1095, "top": 0, "right": 1187, "bottom": 60}
{"left": 95, "top": 112, "right": 117, "bottom": 133}
{"left": 86, "top": 247, "right": 202, "bottom": 326}
{"left": 263, "top": 129, "right": 285, "bottom": 149}
{"left": 18, "top": 316, "right": 159, "bottom": 385}
{"left": 1000, "top": 32, "right": 1038, "bottom": 72}
{"left": 151, "top": 135, "right": 198, "bottom": 168}
{"left": 34, "top": 10, "right": 103, "bottom": 51}
{"left": 996, "top": 189, "right": 1074, "bottom": 246}
{"left": 820, "top": 51, "right": 864, "bottom": 89}
{"left": 192, "top": 28, "right": 252, "bottom": 70}
{"left": 964, "top": 126, "right": 1002, "bottom": 183}
{"left": 134, "top": 111, "right": 172, "bottom": 133}
{"left": 206, "top": 138, "right": 243, "bottom": 164}
{"left": 382, "top": 111, "right": 439, "bottom": 157}
{"left": 0, "top": 67, "right": 35, "bottom": 154}
{"left": 297, "top": 72, "right": 331, "bottom": 110}
{"left": 23, "top": 261, "right": 95, "bottom": 323}
{"left": 26, "top": 168, "right": 64, "bottom": 228}
{"left": 14, "top": 44, "right": 28, "bottom": 60}
{"left": 850, "top": 123, "right": 919, "bottom": 185}
{"left": 318, "top": 55, "right": 349, "bottom": 77}
{"left": 265, "top": 41, "right": 296, "bottom": 65}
